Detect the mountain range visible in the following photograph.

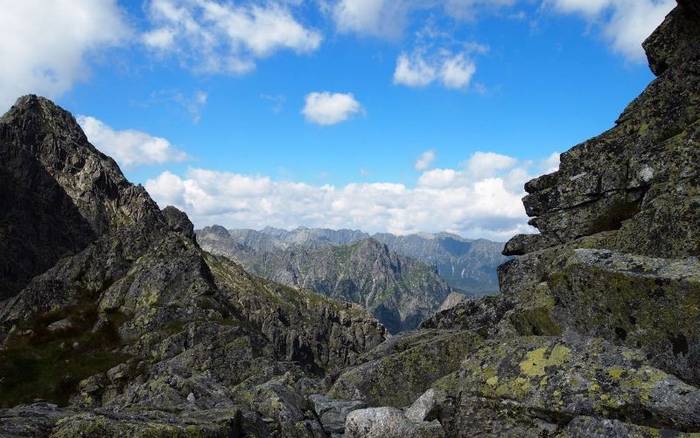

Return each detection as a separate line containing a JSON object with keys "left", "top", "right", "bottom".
{"left": 197, "top": 226, "right": 461, "bottom": 332}
{"left": 200, "top": 226, "right": 507, "bottom": 290}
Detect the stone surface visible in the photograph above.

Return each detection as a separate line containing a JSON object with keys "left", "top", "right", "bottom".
{"left": 404, "top": 388, "right": 446, "bottom": 422}
{"left": 329, "top": 330, "right": 482, "bottom": 407}
{"left": 1, "top": 1, "right": 700, "bottom": 436}
{"left": 310, "top": 394, "right": 367, "bottom": 434}
{"left": 345, "top": 407, "right": 445, "bottom": 438}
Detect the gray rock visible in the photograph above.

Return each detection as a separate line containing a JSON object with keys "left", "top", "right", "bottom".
{"left": 310, "top": 394, "right": 366, "bottom": 434}
{"left": 558, "top": 416, "right": 688, "bottom": 438}
{"left": 404, "top": 388, "right": 446, "bottom": 422}
{"left": 162, "top": 206, "right": 195, "bottom": 240}
{"left": 345, "top": 407, "right": 445, "bottom": 438}
{"left": 46, "top": 318, "right": 75, "bottom": 333}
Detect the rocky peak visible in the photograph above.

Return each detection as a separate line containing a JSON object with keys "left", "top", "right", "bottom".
{"left": 504, "top": 2, "right": 700, "bottom": 258}
{"left": 0, "top": 96, "right": 171, "bottom": 299}
{"left": 202, "top": 224, "right": 232, "bottom": 238}
{"left": 1, "top": 95, "right": 165, "bottom": 237}
{"left": 161, "top": 205, "right": 196, "bottom": 240}
{"left": 645, "top": 1, "right": 700, "bottom": 75}
{"left": 0, "top": 96, "right": 388, "bottom": 435}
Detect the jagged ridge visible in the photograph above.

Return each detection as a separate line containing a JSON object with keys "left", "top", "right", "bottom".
{"left": 198, "top": 226, "right": 457, "bottom": 332}
{"left": 0, "top": 96, "right": 386, "bottom": 436}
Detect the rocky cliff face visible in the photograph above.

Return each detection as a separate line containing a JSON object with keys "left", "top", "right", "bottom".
{"left": 373, "top": 233, "right": 508, "bottom": 295}
{"left": 0, "top": 96, "right": 164, "bottom": 300}
{"left": 0, "top": 96, "right": 386, "bottom": 436}
{"left": 306, "top": 3, "right": 700, "bottom": 436}
{"left": 198, "top": 228, "right": 456, "bottom": 333}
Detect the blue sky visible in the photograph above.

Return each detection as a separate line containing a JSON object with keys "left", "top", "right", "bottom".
{"left": 0, "top": 0, "right": 675, "bottom": 240}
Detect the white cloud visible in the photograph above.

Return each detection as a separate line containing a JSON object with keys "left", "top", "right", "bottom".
{"left": 330, "top": 0, "right": 515, "bottom": 38}
{"left": 78, "top": 116, "right": 188, "bottom": 167}
{"left": 542, "top": 152, "right": 561, "bottom": 174}
{"left": 302, "top": 92, "right": 362, "bottom": 125}
{"left": 465, "top": 152, "right": 518, "bottom": 180}
{"left": 143, "top": 0, "right": 322, "bottom": 74}
{"left": 440, "top": 54, "right": 477, "bottom": 89}
{"left": 0, "top": 0, "right": 129, "bottom": 109}
{"left": 548, "top": 0, "right": 674, "bottom": 61}
{"left": 142, "top": 27, "right": 176, "bottom": 50}
{"left": 332, "top": 0, "right": 410, "bottom": 38}
{"left": 415, "top": 150, "right": 436, "bottom": 171}
{"left": 394, "top": 50, "right": 478, "bottom": 90}
{"left": 394, "top": 53, "right": 437, "bottom": 87}
{"left": 145, "top": 152, "right": 558, "bottom": 241}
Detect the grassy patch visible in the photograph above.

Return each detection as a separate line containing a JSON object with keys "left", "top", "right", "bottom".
{"left": 0, "top": 300, "right": 130, "bottom": 407}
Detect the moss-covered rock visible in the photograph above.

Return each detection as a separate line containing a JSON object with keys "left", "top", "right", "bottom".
{"left": 447, "top": 336, "right": 700, "bottom": 432}
{"left": 329, "top": 330, "right": 482, "bottom": 407}
{"left": 548, "top": 249, "right": 700, "bottom": 384}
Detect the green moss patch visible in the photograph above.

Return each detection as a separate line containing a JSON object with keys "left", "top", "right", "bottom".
{"left": 0, "top": 301, "right": 130, "bottom": 407}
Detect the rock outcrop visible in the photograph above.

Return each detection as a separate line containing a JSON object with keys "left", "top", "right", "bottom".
{"left": 0, "top": 96, "right": 386, "bottom": 436}
{"left": 311, "top": 2, "right": 700, "bottom": 436}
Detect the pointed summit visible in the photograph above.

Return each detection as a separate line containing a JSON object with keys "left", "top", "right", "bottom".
{"left": 0, "top": 95, "right": 168, "bottom": 299}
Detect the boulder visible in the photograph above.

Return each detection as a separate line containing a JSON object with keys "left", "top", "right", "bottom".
{"left": 345, "top": 407, "right": 445, "bottom": 438}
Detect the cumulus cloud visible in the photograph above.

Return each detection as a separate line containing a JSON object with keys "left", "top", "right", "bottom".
{"left": 394, "top": 49, "right": 479, "bottom": 90}
{"left": 415, "top": 150, "right": 436, "bottom": 171}
{"left": 331, "top": 0, "right": 515, "bottom": 38}
{"left": 465, "top": 152, "right": 518, "bottom": 180}
{"left": 332, "top": 0, "right": 411, "bottom": 38}
{"left": 302, "top": 92, "right": 362, "bottom": 125}
{"left": 78, "top": 116, "right": 188, "bottom": 167}
{"left": 0, "top": 0, "right": 129, "bottom": 109}
{"left": 145, "top": 152, "right": 558, "bottom": 241}
{"left": 548, "top": 0, "right": 674, "bottom": 61}
{"left": 542, "top": 151, "right": 561, "bottom": 174}
{"left": 143, "top": 0, "right": 322, "bottom": 74}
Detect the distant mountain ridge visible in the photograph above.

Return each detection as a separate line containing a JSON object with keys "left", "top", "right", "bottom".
{"left": 200, "top": 226, "right": 508, "bottom": 294}
{"left": 197, "top": 226, "right": 457, "bottom": 332}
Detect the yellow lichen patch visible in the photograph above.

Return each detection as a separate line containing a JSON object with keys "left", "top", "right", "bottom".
{"left": 608, "top": 367, "right": 625, "bottom": 380}
{"left": 519, "top": 344, "right": 571, "bottom": 377}
{"left": 494, "top": 376, "right": 531, "bottom": 400}
{"left": 486, "top": 376, "right": 499, "bottom": 387}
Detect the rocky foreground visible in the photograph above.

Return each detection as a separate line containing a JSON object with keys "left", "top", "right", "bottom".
{"left": 0, "top": 1, "right": 699, "bottom": 437}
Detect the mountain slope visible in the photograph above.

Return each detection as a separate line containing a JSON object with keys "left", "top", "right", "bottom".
{"left": 373, "top": 232, "right": 508, "bottom": 294}
{"left": 198, "top": 227, "right": 455, "bottom": 332}
{"left": 208, "top": 226, "right": 507, "bottom": 295}
{"left": 0, "top": 96, "right": 386, "bottom": 436}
